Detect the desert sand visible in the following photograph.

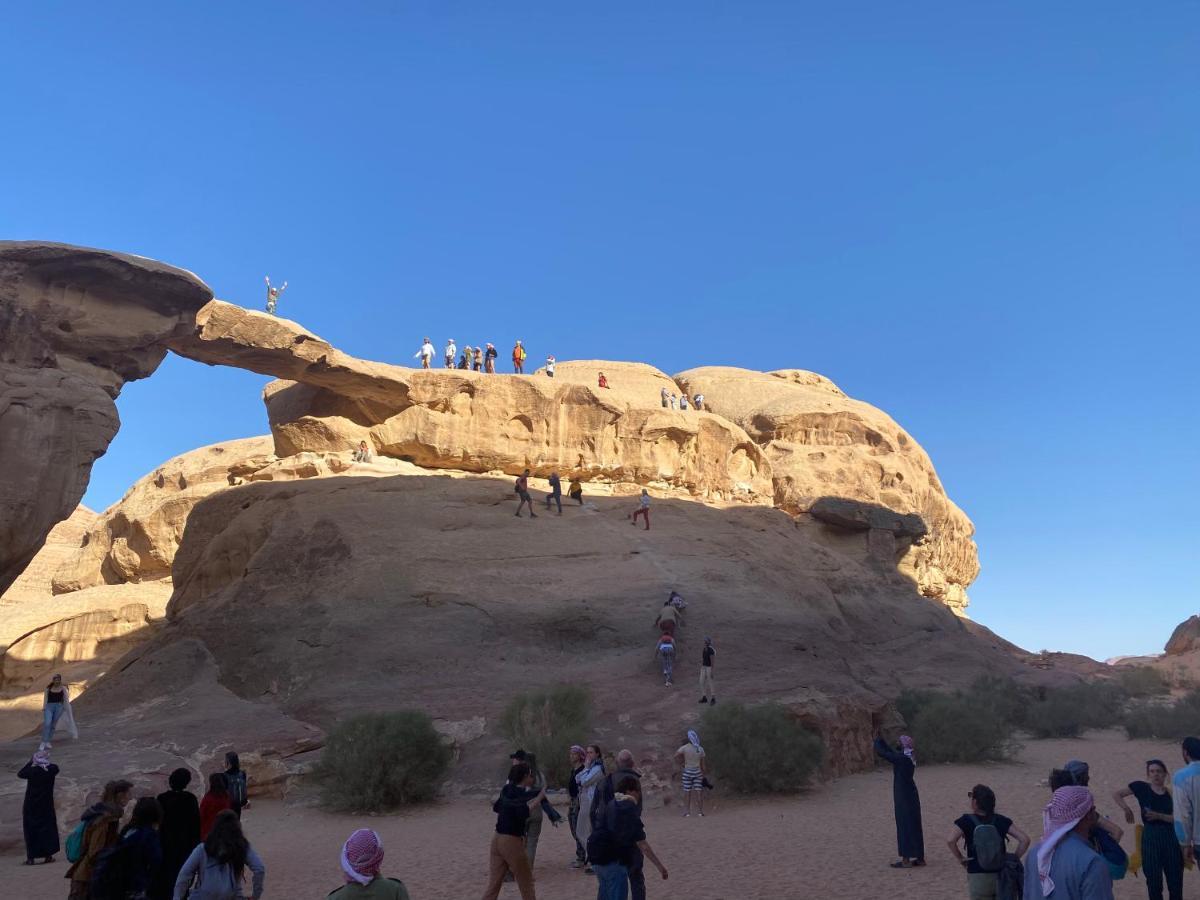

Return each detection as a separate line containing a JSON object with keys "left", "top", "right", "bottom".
{"left": 2, "top": 731, "right": 1179, "bottom": 899}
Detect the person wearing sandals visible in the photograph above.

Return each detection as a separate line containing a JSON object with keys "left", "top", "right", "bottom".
{"left": 874, "top": 734, "right": 925, "bottom": 868}
{"left": 18, "top": 749, "right": 59, "bottom": 865}
{"left": 675, "top": 731, "right": 707, "bottom": 818}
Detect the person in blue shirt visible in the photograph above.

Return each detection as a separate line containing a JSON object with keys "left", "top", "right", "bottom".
{"left": 1025, "top": 786, "right": 1113, "bottom": 900}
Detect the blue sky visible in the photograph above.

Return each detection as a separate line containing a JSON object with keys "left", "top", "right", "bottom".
{"left": 3, "top": 3, "right": 1196, "bottom": 660}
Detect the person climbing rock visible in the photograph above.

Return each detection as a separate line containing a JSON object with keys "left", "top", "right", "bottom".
{"left": 655, "top": 601, "right": 679, "bottom": 637}
{"left": 657, "top": 633, "right": 676, "bottom": 686}
{"left": 545, "top": 355, "right": 556, "bottom": 378}
{"left": 598, "top": 372, "right": 609, "bottom": 389}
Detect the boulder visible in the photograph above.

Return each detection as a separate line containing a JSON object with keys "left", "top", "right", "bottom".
{"left": 1166, "top": 616, "right": 1200, "bottom": 656}
{"left": 674, "top": 366, "right": 978, "bottom": 610}
{"left": 809, "top": 497, "right": 928, "bottom": 539}
{"left": 0, "top": 242, "right": 211, "bottom": 595}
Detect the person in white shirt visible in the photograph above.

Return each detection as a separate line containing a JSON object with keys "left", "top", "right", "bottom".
{"left": 444, "top": 339, "right": 457, "bottom": 369}
{"left": 545, "top": 356, "right": 556, "bottom": 377}
{"left": 414, "top": 338, "right": 434, "bottom": 369}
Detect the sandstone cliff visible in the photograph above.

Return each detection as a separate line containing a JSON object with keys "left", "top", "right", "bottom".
{"left": 0, "top": 242, "right": 211, "bottom": 595}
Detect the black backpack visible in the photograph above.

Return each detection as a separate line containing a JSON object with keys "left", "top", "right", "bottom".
{"left": 226, "top": 770, "right": 248, "bottom": 809}
{"left": 89, "top": 838, "right": 139, "bottom": 899}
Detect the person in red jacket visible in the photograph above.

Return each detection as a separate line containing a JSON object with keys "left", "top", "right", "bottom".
{"left": 199, "top": 772, "right": 232, "bottom": 839}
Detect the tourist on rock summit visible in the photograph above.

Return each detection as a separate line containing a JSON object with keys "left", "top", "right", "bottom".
{"left": 514, "top": 469, "right": 537, "bottom": 518}
{"left": 509, "top": 750, "right": 562, "bottom": 872}
{"left": 693, "top": 393, "right": 704, "bottom": 411}
{"left": 598, "top": 372, "right": 609, "bottom": 389}
{"left": 545, "top": 471, "right": 563, "bottom": 515}
{"left": 481, "top": 762, "right": 544, "bottom": 900}
{"left": 264, "top": 276, "right": 287, "bottom": 316}
{"left": 199, "top": 773, "right": 232, "bottom": 840}
{"left": 353, "top": 440, "right": 372, "bottom": 463}
{"left": 669, "top": 393, "right": 677, "bottom": 410}
{"left": 679, "top": 393, "right": 689, "bottom": 411}
{"left": 574, "top": 745, "right": 607, "bottom": 874}
{"left": 631, "top": 489, "right": 650, "bottom": 530}
{"left": 587, "top": 774, "right": 668, "bottom": 900}
{"left": 66, "top": 778, "right": 132, "bottom": 900}
{"left": 874, "top": 734, "right": 925, "bottom": 868}
{"left": 546, "top": 355, "right": 556, "bottom": 377}
{"left": 660, "top": 387, "right": 669, "bottom": 408}
{"left": 444, "top": 338, "right": 457, "bottom": 369}
{"left": 459, "top": 346, "right": 472, "bottom": 369}
{"left": 654, "top": 600, "right": 679, "bottom": 637}
{"left": 1024, "top": 786, "right": 1114, "bottom": 900}
{"left": 40, "top": 672, "right": 77, "bottom": 750}
{"left": 328, "top": 828, "right": 411, "bottom": 899}
{"left": 414, "top": 338, "right": 434, "bottom": 370}
{"left": 567, "top": 745, "right": 588, "bottom": 869}
{"left": 473, "top": 345, "right": 484, "bottom": 371}
{"left": 569, "top": 475, "right": 584, "bottom": 505}
{"left": 512, "top": 340, "right": 527, "bottom": 374}
{"left": 1175, "top": 737, "right": 1200, "bottom": 873}
{"left": 656, "top": 633, "right": 676, "bottom": 687}
{"left": 224, "top": 752, "right": 248, "bottom": 820}
{"left": 1114, "top": 759, "right": 1183, "bottom": 900}
{"left": 151, "top": 768, "right": 201, "bottom": 900}
{"left": 485, "top": 343, "right": 497, "bottom": 373}
{"left": 18, "top": 748, "right": 59, "bottom": 865}
{"left": 173, "top": 809, "right": 266, "bottom": 900}
{"left": 698, "top": 637, "right": 715, "bottom": 705}
{"left": 946, "top": 783, "right": 1030, "bottom": 900}
{"left": 675, "top": 731, "right": 707, "bottom": 818}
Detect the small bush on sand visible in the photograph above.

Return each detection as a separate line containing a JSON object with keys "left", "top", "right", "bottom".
{"left": 499, "top": 685, "right": 591, "bottom": 786}
{"left": 1124, "top": 690, "right": 1200, "bottom": 740}
{"left": 1020, "top": 682, "right": 1125, "bottom": 738}
{"left": 316, "top": 711, "right": 452, "bottom": 811}
{"left": 700, "top": 701, "right": 822, "bottom": 794}
{"left": 1116, "top": 666, "right": 1171, "bottom": 698}
{"left": 907, "top": 693, "right": 1019, "bottom": 763}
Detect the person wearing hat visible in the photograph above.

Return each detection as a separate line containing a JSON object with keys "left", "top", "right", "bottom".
{"left": 328, "top": 829, "right": 410, "bottom": 898}
{"left": 444, "top": 339, "right": 457, "bottom": 369}
{"left": 1024, "top": 786, "right": 1114, "bottom": 899}
{"left": 508, "top": 750, "right": 562, "bottom": 872}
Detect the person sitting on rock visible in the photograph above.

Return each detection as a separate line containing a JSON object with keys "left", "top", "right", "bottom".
{"left": 352, "top": 441, "right": 372, "bottom": 463}
{"left": 598, "top": 372, "right": 609, "bottom": 389}
{"left": 264, "top": 276, "right": 287, "bottom": 316}
{"left": 569, "top": 476, "right": 584, "bottom": 505}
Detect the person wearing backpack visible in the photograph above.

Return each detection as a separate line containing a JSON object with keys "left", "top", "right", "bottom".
{"left": 586, "top": 775, "right": 667, "bottom": 900}
{"left": 512, "top": 340, "right": 527, "bottom": 374}
{"left": 66, "top": 779, "right": 133, "bottom": 899}
{"left": 173, "top": 809, "right": 265, "bottom": 900}
{"left": 90, "top": 796, "right": 163, "bottom": 899}
{"left": 222, "top": 753, "right": 248, "bottom": 820}
{"left": 947, "top": 784, "right": 1031, "bottom": 899}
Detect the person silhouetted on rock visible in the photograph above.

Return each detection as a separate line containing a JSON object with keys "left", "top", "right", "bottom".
{"left": 264, "top": 276, "right": 287, "bottom": 316}
{"left": 514, "top": 469, "right": 536, "bottom": 518}
{"left": 485, "top": 343, "right": 497, "bottom": 373}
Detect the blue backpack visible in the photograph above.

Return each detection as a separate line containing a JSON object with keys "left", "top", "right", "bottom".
{"left": 1094, "top": 826, "right": 1127, "bottom": 880}
{"left": 65, "top": 819, "right": 88, "bottom": 863}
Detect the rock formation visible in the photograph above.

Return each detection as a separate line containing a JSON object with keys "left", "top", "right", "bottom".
{"left": 674, "top": 366, "right": 978, "bottom": 610}
{"left": 1166, "top": 615, "right": 1200, "bottom": 656}
{"left": 0, "top": 242, "right": 212, "bottom": 595}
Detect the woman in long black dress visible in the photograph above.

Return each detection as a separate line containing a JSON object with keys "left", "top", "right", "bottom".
{"left": 18, "top": 748, "right": 59, "bottom": 865}
{"left": 1114, "top": 758, "right": 1183, "bottom": 900}
{"left": 874, "top": 734, "right": 925, "bottom": 867}
{"left": 150, "top": 767, "right": 201, "bottom": 900}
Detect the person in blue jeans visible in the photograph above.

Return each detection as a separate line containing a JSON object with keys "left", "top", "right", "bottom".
{"left": 39, "top": 674, "right": 76, "bottom": 749}
{"left": 586, "top": 775, "right": 667, "bottom": 900}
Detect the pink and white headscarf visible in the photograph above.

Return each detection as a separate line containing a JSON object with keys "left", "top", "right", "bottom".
{"left": 341, "top": 828, "right": 384, "bottom": 885}
{"left": 1037, "top": 786, "right": 1095, "bottom": 896}
{"left": 899, "top": 735, "right": 916, "bottom": 765}
{"left": 32, "top": 750, "right": 52, "bottom": 770}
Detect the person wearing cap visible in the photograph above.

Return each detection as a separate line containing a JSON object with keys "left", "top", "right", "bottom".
{"left": 512, "top": 340, "right": 527, "bottom": 374}
{"left": 444, "top": 339, "right": 457, "bottom": 369}
{"left": 328, "top": 828, "right": 410, "bottom": 898}
{"left": 507, "top": 750, "right": 562, "bottom": 872}
{"left": 1024, "top": 785, "right": 1114, "bottom": 899}
{"left": 1059, "top": 760, "right": 1125, "bottom": 847}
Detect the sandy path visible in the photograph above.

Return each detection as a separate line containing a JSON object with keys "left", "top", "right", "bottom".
{"left": 4, "top": 732, "right": 1182, "bottom": 899}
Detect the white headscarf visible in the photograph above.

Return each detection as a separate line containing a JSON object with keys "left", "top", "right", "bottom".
{"left": 1037, "top": 786, "right": 1095, "bottom": 896}
{"left": 687, "top": 730, "right": 702, "bottom": 751}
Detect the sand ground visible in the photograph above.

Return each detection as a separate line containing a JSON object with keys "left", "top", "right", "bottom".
{"left": 3, "top": 731, "right": 1184, "bottom": 899}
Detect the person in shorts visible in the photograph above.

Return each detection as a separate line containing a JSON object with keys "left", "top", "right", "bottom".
{"left": 675, "top": 731, "right": 707, "bottom": 817}
{"left": 514, "top": 469, "right": 537, "bottom": 518}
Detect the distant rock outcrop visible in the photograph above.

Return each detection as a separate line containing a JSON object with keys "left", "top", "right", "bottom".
{"left": 0, "top": 242, "right": 211, "bottom": 595}
{"left": 1166, "top": 616, "right": 1200, "bottom": 656}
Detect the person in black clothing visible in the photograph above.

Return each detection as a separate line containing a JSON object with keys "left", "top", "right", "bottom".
{"left": 568, "top": 745, "right": 587, "bottom": 868}
{"left": 587, "top": 775, "right": 668, "bottom": 899}
{"left": 946, "top": 784, "right": 1031, "bottom": 896}
{"left": 91, "top": 796, "right": 163, "bottom": 899}
{"left": 481, "top": 763, "right": 544, "bottom": 900}
{"left": 150, "top": 768, "right": 201, "bottom": 900}
{"left": 699, "top": 637, "right": 715, "bottom": 705}
{"left": 1114, "top": 759, "right": 1184, "bottom": 900}
{"left": 224, "top": 752, "right": 248, "bottom": 819}
{"left": 508, "top": 750, "right": 562, "bottom": 872}
{"left": 18, "top": 749, "right": 59, "bottom": 864}
{"left": 874, "top": 734, "right": 925, "bottom": 867}
{"left": 604, "top": 751, "right": 645, "bottom": 900}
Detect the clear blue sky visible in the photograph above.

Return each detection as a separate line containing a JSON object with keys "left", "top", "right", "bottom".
{"left": 3, "top": 3, "right": 1197, "bottom": 660}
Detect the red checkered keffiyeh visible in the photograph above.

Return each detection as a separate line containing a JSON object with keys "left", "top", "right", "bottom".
{"left": 341, "top": 828, "right": 385, "bottom": 885}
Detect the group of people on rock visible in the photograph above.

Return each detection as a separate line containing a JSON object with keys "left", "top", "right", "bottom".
{"left": 659, "top": 388, "right": 703, "bottom": 411}
{"left": 873, "top": 733, "right": 1200, "bottom": 900}
{"left": 412, "top": 338, "right": 528, "bottom": 374}
{"left": 653, "top": 591, "right": 715, "bottom": 700}
{"left": 18, "top": 742, "right": 412, "bottom": 898}
{"left": 512, "top": 468, "right": 585, "bottom": 518}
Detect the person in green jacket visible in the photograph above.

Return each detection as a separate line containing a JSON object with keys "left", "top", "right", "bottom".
{"left": 328, "top": 829, "right": 410, "bottom": 899}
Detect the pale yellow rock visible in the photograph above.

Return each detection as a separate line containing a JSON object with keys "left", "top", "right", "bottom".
{"left": 674, "top": 366, "right": 978, "bottom": 609}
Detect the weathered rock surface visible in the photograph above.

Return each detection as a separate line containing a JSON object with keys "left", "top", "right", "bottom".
{"left": 1166, "top": 615, "right": 1200, "bottom": 656}
{"left": 674, "top": 366, "right": 978, "bottom": 610}
{"left": 0, "top": 242, "right": 211, "bottom": 596}
{"left": 0, "top": 506, "right": 95, "bottom": 605}
{"left": 52, "top": 437, "right": 278, "bottom": 593}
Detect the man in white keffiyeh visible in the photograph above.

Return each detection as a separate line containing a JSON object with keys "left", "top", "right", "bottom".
{"left": 1023, "top": 786, "right": 1113, "bottom": 899}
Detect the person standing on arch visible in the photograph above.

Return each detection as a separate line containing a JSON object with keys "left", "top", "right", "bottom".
{"left": 512, "top": 340, "right": 527, "bottom": 374}
{"left": 485, "top": 343, "right": 497, "bottom": 373}
{"left": 444, "top": 338, "right": 457, "bottom": 369}
{"left": 264, "top": 276, "right": 287, "bottom": 315}
{"left": 414, "top": 337, "right": 434, "bottom": 369}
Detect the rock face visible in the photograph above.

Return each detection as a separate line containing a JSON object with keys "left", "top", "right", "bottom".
{"left": 1166, "top": 616, "right": 1200, "bottom": 656}
{"left": 0, "top": 242, "right": 212, "bottom": 596}
{"left": 52, "top": 437, "right": 278, "bottom": 593}
{"left": 674, "top": 366, "right": 978, "bottom": 610}
{"left": 174, "top": 302, "right": 773, "bottom": 501}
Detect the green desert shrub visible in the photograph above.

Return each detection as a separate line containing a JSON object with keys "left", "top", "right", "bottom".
{"left": 499, "top": 685, "right": 591, "bottom": 786}
{"left": 1116, "top": 666, "right": 1171, "bottom": 698}
{"left": 1123, "top": 690, "right": 1200, "bottom": 740}
{"left": 906, "top": 692, "right": 1019, "bottom": 763}
{"left": 316, "top": 710, "right": 452, "bottom": 811}
{"left": 700, "top": 701, "right": 823, "bottom": 794}
{"left": 1020, "top": 682, "right": 1125, "bottom": 738}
